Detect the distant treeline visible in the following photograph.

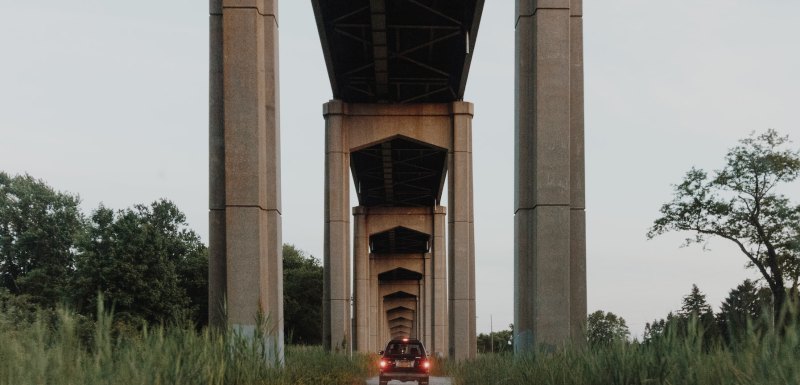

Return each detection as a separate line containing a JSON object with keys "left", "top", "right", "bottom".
{"left": 0, "top": 172, "right": 323, "bottom": 344}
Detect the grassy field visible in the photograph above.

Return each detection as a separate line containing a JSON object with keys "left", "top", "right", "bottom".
{"left": 0, "top": 307, "right": 375, "bottom": 385}
{"left": 3, "top": 306, "right": 800, "bottom": 385}
{"left": 448, "top": 321, "right": 800, "bottom": 385}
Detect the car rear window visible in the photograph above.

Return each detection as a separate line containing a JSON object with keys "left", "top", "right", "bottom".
{"left": 385, "top": 342, "right": 424, "bottom": 355}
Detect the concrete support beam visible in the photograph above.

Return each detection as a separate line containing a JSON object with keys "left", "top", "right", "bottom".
{"left": 208, "top": 12, "right": 226, "bottom": 329}
{"left": 569, "top": 8, "right": 587, "bottom": 343}
{"left": 432, "top": 207, "right": 448, "bottom": 357}
{"left": 209, "top": 0, "right": 283, "bottom": 364}
{"left": 448, "top": 101, "right": 476, "bottom": 360}
{"left": 514, "top": 0, "right": 585, "bottom": 352}
{"left": 514, "top": 207, "right": 571, "bottom": 349}
{"left": 353, "top": 208, "right": 370, "bottom": 352}
{"left": 423, "top": 251, "right": 433, "bottom": 346}
{"left": 323, "top": 100, "right": 352, "bottom": 353}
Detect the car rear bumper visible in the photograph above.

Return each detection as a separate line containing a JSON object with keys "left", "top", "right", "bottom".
{"left": 380, "top": 372, "right": 429, "bottom": 381}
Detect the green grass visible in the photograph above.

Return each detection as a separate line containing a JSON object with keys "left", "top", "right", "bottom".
{"left": 447, "top": 321, "right": 800, "bottom": 385}
{"left": 6, "top": 305, "right": 800, "bottom": 385}
{"left": 0, "top": 307, "right": 375, "bottom": 385}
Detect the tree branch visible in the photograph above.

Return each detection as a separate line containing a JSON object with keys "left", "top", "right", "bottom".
{"left": 690, "top": 227, "right": 777, "bottom": 290}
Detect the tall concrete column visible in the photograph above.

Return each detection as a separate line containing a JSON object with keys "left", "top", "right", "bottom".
{"left": 569, "top": 0, "right": 587, "bottom": 343}
{"left": 514, "top": 0, "right": 584, "bottom": 352}
{"left": 423, "top": 251, "right": 432, "bottom": 345}
{"left": 323, "top": 100, "right": 352, "bottom": 352}
{"left": 353, "top": 206, "right": 370, "bottom": 351}
{"left": 208, "top": 2, "right": 225, "bottom": 329}
{"left": 448, "top": 102, "right": 476, "bottom": 360}
{"left": 369, "top": 257, "right": 379, "bottom": 351}
{"left": 209, "top": 0, "right": 283, "bottom": 363}
{"left": 431, "top": 206, "right": 448, "bottom": 357}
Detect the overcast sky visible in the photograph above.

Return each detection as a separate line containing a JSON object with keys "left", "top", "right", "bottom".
{"left": 1, "top": 0, "right": 799, "bottom": 338}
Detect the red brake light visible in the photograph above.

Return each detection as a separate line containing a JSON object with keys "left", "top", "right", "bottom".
{"left": 379, "top": 360, "right": 387, "bottom": 368}
{"left": 422, "top": 360, "right": 431, "bottom": 369}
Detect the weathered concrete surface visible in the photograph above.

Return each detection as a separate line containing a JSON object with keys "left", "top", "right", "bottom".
{"left": 431, "top": 210, "right": 448, "bottom": 357}
{"left": 569, "top": 7, "right": 587, "bottom": 344}
{"left": 514, "top": 0, "right": 586, "bottom": 351}
{"left": 448, "top": 102, "right": 476, "bottom": 361}
{"left": 209, "top": 0, "right": 283, "bottom": 363}
{"left": 365, "top": 376, "right": 452, "bottom": 385}
{"left": 354, "top": 209, "right": 370, "bottom": 352}
{"left": 208, "top": 8, "right": 225, "bottom": 331}
{"left": 323, "top": 100, "right": 351, "bottom": 353}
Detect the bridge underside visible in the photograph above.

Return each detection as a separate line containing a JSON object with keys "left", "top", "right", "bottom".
{"left": 313, "top": 0, "right": 483, "bottom": 103}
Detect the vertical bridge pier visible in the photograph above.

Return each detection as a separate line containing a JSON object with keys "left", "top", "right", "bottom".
{"left": 209, "top": 0, "right": 284, "bottom": 363}
{"left": 514, "top": 0, "right": 586, "bottom": 351}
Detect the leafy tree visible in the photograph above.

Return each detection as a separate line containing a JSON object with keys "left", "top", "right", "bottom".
{"left": 643, "top": 312, "right": 679, "bottom": 344}
{"left": 72, "top": 200, "right": 207, "bottom": 325}
{"left": 644, "top": 285, "right": 720, "bottom": 347}
{"left": 648, "top": 130, "right": 800, "bottom": 326}
{"left": 0, "top": 172, "right": 83, "bottom": 306}
{"left": 283, "top": 244, "right": 322, "bottom": 344}
{"left": 586, "top": 310, "right": 630, "bottom": 347}
{"left": 717, "top": 279, "right": 772, "bottom": 343}
{"left": 176, "top": 244, "right": 209, "bottom": 327}
{"left": 477, "top": 324, "right": 513, "bottom": 353}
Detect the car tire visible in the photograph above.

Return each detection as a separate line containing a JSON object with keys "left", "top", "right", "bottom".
{"left": 379, "top": 376, "right": 389, "bottom": 385}
{"left": 419, "top": 380, "right": 429, "bottom": 385}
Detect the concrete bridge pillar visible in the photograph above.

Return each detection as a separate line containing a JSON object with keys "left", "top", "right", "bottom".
{"left": 209, "top": 0, "right": 284, "bottom": 363}
{"left": 323, "top": 100, "right": 352, "bottom": 353}
{"left": 514, "top": 0, "right": 586, "bottom": 351}
{"left": 353, "top": 206, "right": 370, "bottom": 352}
{"left": 448, "top": 101, "right": 476, "bottom": 360}
{"left": 431, "top": 207, "right": 448, "bottom": 357}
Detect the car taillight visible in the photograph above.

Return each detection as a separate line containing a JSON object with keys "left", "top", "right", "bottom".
{"left": 379, "top": 360, "right": 387, "bottom": 368}
{"left": 422, "top": 360, "right": 431, "bottom": 370}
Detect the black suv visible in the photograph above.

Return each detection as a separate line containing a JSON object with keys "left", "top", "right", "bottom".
{"left": 378, "top": 338, "right": 431, "bottom": 385}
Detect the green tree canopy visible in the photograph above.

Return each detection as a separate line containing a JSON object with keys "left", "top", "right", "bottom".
{"left": 644, "top": 285, "right": 720, "bottom": 347}
{"left": 0, "top": 172, "right": 83, "bottom": 306}
{"left": 648, "top": 130, "right": 800, "bottom": 325}
{"left": 477, "top": 324, "right": 513, "bottom": 354}
{"left": 586, "top": 310, "right": 630, "bottom": 347}
{"left": 72, "top": 200, "right": 207, "bottom": 325}
{"left": 717, "top": 279, "right": 772, "bottom": 343}
{"left": 283, "top": 244, "right": 322, "bottom": 345}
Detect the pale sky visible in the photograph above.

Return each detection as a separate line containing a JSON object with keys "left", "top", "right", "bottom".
{"left": 1, "top": 0, "right": 798, "bottom": 338}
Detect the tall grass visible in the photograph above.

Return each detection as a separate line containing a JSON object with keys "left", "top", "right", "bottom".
{"left": 0, "top": 306, "right": 374, "bottom": 385}
{"left": 449, "top": 316, "right": 800, "bottom": 385}
{"left": 7, "top": 305, "right": 799, "bottom": 385}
